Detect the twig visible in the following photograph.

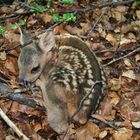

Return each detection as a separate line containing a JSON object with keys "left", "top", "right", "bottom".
{"left": 97, "top": 0, "right": 134, "bottom": 9}
{"left": 94, "top": 44, "right": 140, "bottom": 55}
{"left": 104, "top": 45, "right": 140, "bottom": 66}
{"left": 70, "top": 81, "right": 102, "bottom": 121}
{"left": 0, "top": 108, "right": 29, "bottom": 140}
{"left": 87, "top": 7, "right": 109, "bottom": 37}
{"left": 0, "top": 44, "right": 21, "bottom": 52}
{"left": 58, "top": 0, "right": 134, "bottom": 14}
{"left": 0, "top": 12, "right": 31, "bottom": 23}
{"left": 0, "top": 82, "right": 45, "bottom": 111}
{"left": 90, "top": 114, "right": 117, "bottom": 129}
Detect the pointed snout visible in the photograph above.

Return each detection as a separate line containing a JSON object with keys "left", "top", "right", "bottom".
{"left": 18, "top": 77, "right": 33, "bottom": 89}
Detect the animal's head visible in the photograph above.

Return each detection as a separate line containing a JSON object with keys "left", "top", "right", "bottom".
{"left": 18, "top": 27, "right": 56, "bottom": 84}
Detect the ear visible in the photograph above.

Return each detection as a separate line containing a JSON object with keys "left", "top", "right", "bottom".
{"left": 39, "top": 31, "right": 56, "bottom": 52}
{"left": 17, "top": 24, "right": 31, "bottom": 45}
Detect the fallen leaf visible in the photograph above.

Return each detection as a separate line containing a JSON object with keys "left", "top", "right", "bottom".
{"left": 132, "top": 121, "right": 140, "bottom": 129}
{"left": 133, "top": 95, "right": 140, "bottom": 109}
{"left": 116, "top": 6, "right": 128, "bottom": 13}
{"left": 100, "top": 98, "right": 113, "bottom": 116}
{"left": 123, "top": 58, "right": 132, "bottom": 67}
{"left": 135, "top": 54, "right": 140, "bottom": 62}
{"left": 109, "top": 92, "right": 120, "bottom": 105}
{"left": 113, "top": 128, "right": 133, "bottom": 140}
{"left": 76, "top": 122, "right": 99, "bottom": 140}
{"left": 65, "top": 25, "right": 82, "bottom": 36}
{"left": 122, "top": 70, "right": 137, "bottom": 80}
{"left": 136, "top": 10, "right": 140, "bottom": 20}
{"left": 106, "top": 34, "right": 117, "bottom": 46}
{"left": 120, "top": 38, "right": 136, "bottom": 45}
{"left": 40, "top": 14, "right": 52, "bottom": 24}
{"left": 5, "top": 59, "right": 17, "bottom": 75}
{"left": 0, "top": 52, "right": 7, "bottom": 60}
{"left": 4, "top": 31, "right": 20, "bottom": 43}
{"left": 109, "top": 78, "right": 121, "bottom": 91}
{"left": 99, "top": 130, "right": 108, "bottom": 139}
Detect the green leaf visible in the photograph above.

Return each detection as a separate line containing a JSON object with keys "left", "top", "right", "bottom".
{"left": 20, "top": 19, "right": 27, "bottom": 26}
{"left": 50, "top": 8, "right": 55, "bottom": 14}
{"left": 42, "top": 0, "right": 54, "bottom": 2}
{"left": 135, "top": 0, "right": 140, "bottom": 4}
{"left": 52, "top": 14, "right": 62, "bottom": 23}
{"left": 62, "top": 0, "right": 74, "bottom": 4}
{"left": 30, "top": 3, "right": 48, "bottom": 13}
{"left": 0, "top": 25, "right": 5, "bottom": 34}
{"left": 27, "top": 0, "right": 35, "bottom": 3}
{"left": 63, "top": 13, "right": 76, "bottom": 22}
{"left": 9, "top": 24, "right": 18, "bottom": 30}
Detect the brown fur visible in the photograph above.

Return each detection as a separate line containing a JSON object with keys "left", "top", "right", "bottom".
{"left": 18, "top": 31, "right": 106, "bottom": 134}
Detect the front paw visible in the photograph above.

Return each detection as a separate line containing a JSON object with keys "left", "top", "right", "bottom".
{"left": 49, "top": 121, "right": 68, "bottom": 134}
{"left": 73, "top": 110, "right": 88, "bottom": 125}
{"left": 35, "top": 79, "right": 42, "bottom": 87}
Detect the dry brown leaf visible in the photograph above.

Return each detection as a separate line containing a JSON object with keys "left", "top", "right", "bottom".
{"left": 120, "top": 101, "right": 140, "bottom": 121}
{"left": 15, "top": 8, "right": 25, "bottom": 13}
{"left": 76, "top": 122, "right": 99, "bottom": 140}
{"left": 128, "top": 33, "right": 136, "bottom": 40}
{"left": 132, "top": 121, "right": 140, "bottom": 129}
{"left": 135, "top": 54, "right": 140, "bottom": 62}
{"left": 99, "top": 130, "right": 108, "bottom": 139}
{"left": 106, "top": 34, "right": 117, "bottom": 46}
{"left": 109, "top": 7, "right": 127, "bottom": 22}
{"left": 0, "top": 52, "right": 7, "bottom": 61}
{"left": 40, "top": 14, "right": 52, "bottom": 24}
{"left": 133, "top": 95, "right": 140, "bottom": 109}
{"left": 34, "top": 123, "right": 42, "bottom": 132}
{"left": 116, "top": 6, "right": 128, "bottom": 13}
{"left": 109, "top": 92, "right": 120, "bottom": 105}
{"left": 54, "top": 24, "right": 67, "bottom": 34}
{"left": 27, "top": 19, "right": 38, "bottom": 28}
{"left": 65, "top": 25, "right": 82, "bottom": 36}
{"left": 109, "top": 78, "right": 121, "bottom": 91}
{"left": 123, "top": 58, "right": 132, "bottom": 67}
{"left": 122, "top": 70, "right": 137, "bottom": 80}
{"left": 80, "top": 22, "right": 91, "bottom": 35}
{"left": 0, "top": 6, "right": 13, "bottom": 14}
{"left": 98, "top": 24, "right": 106, "bottom": 38}
{"left": 121, "top": 24, "right": 131, "bottom": 34}
{"left": 136, "top": 10, "right": 140, "bottom": 20}
{"left": 131, "top": 21, "right": 140, "bottom": 30}
{"left": 6, "top": 135, "right": 18, "bottom": 140}
{"left": 120, "top": 38, "right": 136, "bottom": 45}
{"left": 5, "top": 59, "right": 17, "bottom": 75}
{"left": 4, "top": 31, "right": 20, "bottom": 43}
{"left": 100, "top": 98, "right": 113, "bottom": 116}
{"left": 113, "top": 128, "right": 133, "bottom": 140}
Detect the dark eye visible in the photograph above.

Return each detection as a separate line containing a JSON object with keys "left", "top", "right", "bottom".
{"left": 31, "top": 65, "right": 40, "bottom": 74}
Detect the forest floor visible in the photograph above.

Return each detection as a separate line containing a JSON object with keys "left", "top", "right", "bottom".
{"left": 0, "top": 0, "right": 140, "bottom": 139}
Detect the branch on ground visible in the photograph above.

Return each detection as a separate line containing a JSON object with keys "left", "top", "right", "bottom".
{"left": 0, "top": 82, "right": 45, "bottom": 111}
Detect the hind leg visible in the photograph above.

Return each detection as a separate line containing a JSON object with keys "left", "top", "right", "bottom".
{"left": 72, "top": 98, "right": 91, "bottom": 124}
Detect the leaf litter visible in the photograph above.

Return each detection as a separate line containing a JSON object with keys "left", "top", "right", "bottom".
{"left": 0, "top": 0, "right": 140, "bottom": 139}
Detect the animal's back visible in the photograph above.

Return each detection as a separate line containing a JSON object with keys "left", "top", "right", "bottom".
{"left": 46, "top": 35, "right": 106, "bottom": 124}
{"left": 18, "top": 28, "right": 106, "bottom": 133}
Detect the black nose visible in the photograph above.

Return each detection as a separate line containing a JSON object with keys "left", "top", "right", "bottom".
{"left": 18, "top": 78, "right": 27, "bottom": 86}
{"left": 18, "top": 78, "right": 25, "bottom": 85}
{"left": 18, "top": 78, "right": 33, "bottom": 89}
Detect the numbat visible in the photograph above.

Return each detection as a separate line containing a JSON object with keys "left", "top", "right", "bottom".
{"left": 18, "top": 28, "right": 106, "bottom": 134}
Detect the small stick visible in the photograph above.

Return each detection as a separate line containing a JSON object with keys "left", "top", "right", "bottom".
{"left": 87, "top": 7, "right": 109, "bottom": 37}
{"left": 0, "top": 108, "right": 29, "bottom": 140}
{"left": 91, "top": 114, "right": 117, "bottom": 129}
{"left": 58, "top": 0, "right": 134, "bottom": 14}
{"left": 70, "top": 81, "right": 102, "bottom": 121}
{"left": 104, "top": 46, "right": 140, "bottom": 66}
